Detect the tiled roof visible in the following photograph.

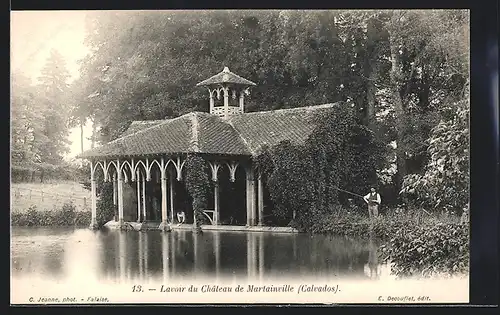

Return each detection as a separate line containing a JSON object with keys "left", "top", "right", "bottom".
{"left": 79, "top": 103, "right": 336, "bottom": 159}
{"left": 228, "top": 104, "right": 335, "bottom": 154}
{"left": 196, "top": 67, "right": 256, "bottom": 87}
{"left": 120, "top": 120, "right": 165, "bottom": 137}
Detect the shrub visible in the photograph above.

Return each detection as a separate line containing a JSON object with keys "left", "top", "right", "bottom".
{"left": 11, "top": 202, "right": 92, "bottom": 227}
{"left": 381, "top": 222, "right": 469, "bottom": 278}
{"left": 96, "top": 182, "right": 116, "bottom": 228}
{"left": 184, "top": 154, "right": 210, "bottom": 230}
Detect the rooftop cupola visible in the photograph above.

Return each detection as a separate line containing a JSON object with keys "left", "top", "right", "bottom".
{"left": 196, "top": 67, "right": 256, "bottom": 119}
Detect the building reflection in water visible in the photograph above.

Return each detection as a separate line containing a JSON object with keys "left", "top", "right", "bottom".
{"left": 97, "top": 230, "right": 382, "bottom": 283}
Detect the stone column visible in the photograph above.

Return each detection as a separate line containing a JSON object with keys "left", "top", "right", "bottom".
{"left": 142, "top": 173, "right": 146, "bottom": 221}
{"left": 136, "top": 171, "right": 141, "bottom": 223}
{"left": 89, "top": 162, "right": 98, "bottom": 229}
{"left": 209, "top": 89, "right": 215, "bottom": 114}
{"left": 223, "top": 86, "right": 229, "bottom": 120}
{"left": 246, "top": 166, "right": 256, "bottom": 226}
{"left": 159, "top": 169, "right": 169, "bottom": 231}
{"left": 257, "top": 172, "right": 264, "bottom": 226}
{"left": 239, "top": 91, "right": 245, "bottom": 113}
{"left": 112, "top": 174, "right": 117, "bottom": 206}
{"left": 117, "top": 161, "right": 124, "bottom": 227}
{"left": 169, "top": 169, "right": 175, "bottom": 223}
{"left": 214, "top": 182, "right": 220, "bottom": 225}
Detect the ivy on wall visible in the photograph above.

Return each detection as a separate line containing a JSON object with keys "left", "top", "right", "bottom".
{"left": 255, "top": 103, "right": 385, "bottom": 230}
{"left": 184, "top": 154, "right": 211, "bottom": 230}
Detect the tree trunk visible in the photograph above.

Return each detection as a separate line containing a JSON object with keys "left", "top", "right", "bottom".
{"left": 80, "top": 121, "right": 84, "bottom": 154}
{"left": 90, "top": 118, "right": 97, "bottom": 149}
{"left": 388, "top": 22, "right": 408, "bottom": 193}
{"left": 365, "top": 59, "right": 378, "bottom": 130}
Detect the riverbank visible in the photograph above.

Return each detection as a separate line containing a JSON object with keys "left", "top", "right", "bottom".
{"left": 10, "top": 204, "right": 469, "bottom": 279}
{"left": 11, "top": 203, "right": 91, "bottom": 227}
{"left": 303, "top": 208, "right": 470, "bottom": 278}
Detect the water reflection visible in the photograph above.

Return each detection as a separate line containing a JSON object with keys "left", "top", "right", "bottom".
{"left": 11, "top": 227, "right": 390, "bottom": 283}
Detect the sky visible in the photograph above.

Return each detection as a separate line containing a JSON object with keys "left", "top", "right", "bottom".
{"left": 11, "top": 11, "right": 93, "bottom": 161}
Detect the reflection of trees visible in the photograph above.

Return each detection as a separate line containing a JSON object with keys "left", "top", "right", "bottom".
{"left": 93, "top": 229, "right": 379, "bottom": 282}
{"left": 364, "top": 230, "right": 381, "bottom": 279}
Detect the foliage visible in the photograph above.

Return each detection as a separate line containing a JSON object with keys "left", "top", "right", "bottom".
{"left": 401, "top": 94, "right": 469, "bottom": 211}
{"left": 11, "top": 49, "right": 75, "bottom": 181}
{"left": 381, "top": 222, "right": 469, "bottom": 278}
{"left": 256, "top": 103, "right": 385, "bottom": 228}
{"left": 184, "top": 154, "right": 211, "bottom": 228}
{"left": 96, "top": 182, "right": 116, "bottom": 227}
{"left": 11, "top": 203, "right": 91, "bottom": 227}
{"left": 305, "top": 204, "right": 468, "bottom": 278}
{"left": 70, "top": 9, "right": 469, "bottom": 206}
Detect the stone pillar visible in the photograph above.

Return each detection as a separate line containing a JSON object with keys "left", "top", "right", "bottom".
{"left": 257, "top": 172, "right": 264, "bottom": 226}
{"left": 112, "top": 174, "right": 117, "bottom": 206}
{"left": 169, "top": 170, "right": 175, "bottom": 223}
{"left": 246, "top": 166, "right": 256, "bottom": 226}
{"left": 142, "top": 174, "right": 146, "bottom": 221}
{"left": 117, "top": 161, "right": 124, "bottom": 227}
{"left": 209, "top": 89, "right": 215, "bottom": 114}
{"left": 223, "top": 86, "right": 229, "bottom": 120}
{"left": 239, "top": 91, "right": 245, "bottom": 113}
{"left": 136, "top": 171, "right": 141, "bottom": 222}
{"left": 159, "top": 170, "right": 169, "bottom": 231}
{"left": 89, "top": 162, "right": 98, "bottom": 229}
{"left": 214, "top": 182, "right": 220, "bottom": 225}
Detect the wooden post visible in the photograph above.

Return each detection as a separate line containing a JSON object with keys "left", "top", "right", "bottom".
{"left": 136, "top": 171, "right": 141, "bottom": 222}
{"left": 214, "top": 182, "right": 220, "bottom": 225}
{"left": 89, "top": 161, "right": 98, "bottom": 230}
{"left": 142, "top": 172, "right": 146, "bottom": 222}
{"left": 117, "top": 160, "right": 124, "bottom": 227}
{"left": 258, "top": 172, "right": 264, "bottom": 226}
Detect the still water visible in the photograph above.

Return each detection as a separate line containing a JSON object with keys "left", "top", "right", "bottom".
{"left": 11, "top": 227, "right": 388, "bottom": 283}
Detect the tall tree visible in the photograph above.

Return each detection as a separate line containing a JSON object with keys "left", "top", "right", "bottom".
{"left": 37, "top": 49, "right": 72, "bottom": 170}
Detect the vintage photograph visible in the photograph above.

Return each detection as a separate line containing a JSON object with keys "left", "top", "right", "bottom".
{"left": 10, "top": 9, "right": 470, "bottom": 304}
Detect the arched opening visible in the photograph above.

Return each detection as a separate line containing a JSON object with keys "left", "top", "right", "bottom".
{"left": 219, "top": 165, "right": 246, "bottom": 225}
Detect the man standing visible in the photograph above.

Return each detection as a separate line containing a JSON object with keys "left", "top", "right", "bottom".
{"left": 363, "top": 187, "right": 381, "bottom": 218}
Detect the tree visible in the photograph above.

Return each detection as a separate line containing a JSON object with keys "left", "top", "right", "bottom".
{"left": 401, "top": 86, "right": 469, "bottom": 211}
{"left": 11, "top": 71, "right": 47, "bottom": 180}
{"left": 36, "top": 49, "right": 73, "bottom": 180}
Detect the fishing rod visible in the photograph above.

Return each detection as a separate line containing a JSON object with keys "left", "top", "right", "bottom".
{"left": 333, "top": 186, "right": 365, "bottom": 199}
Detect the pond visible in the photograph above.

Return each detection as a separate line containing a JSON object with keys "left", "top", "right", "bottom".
{"left": 10, "top": 227, "right": 468, "bottom": 304}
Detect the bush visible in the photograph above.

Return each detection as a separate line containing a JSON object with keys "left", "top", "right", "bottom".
{"left": 381, "top": 222, "right": 469, "bottom": 278}
{"left": 11, "top": 202, "right": 92, "bottom": 227}
{"left": 96, "top": 182, "right": 116, "bottom": 227}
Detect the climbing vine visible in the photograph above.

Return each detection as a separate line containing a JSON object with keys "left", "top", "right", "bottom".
{"left": 184, "top": 154, "right": 211, "bottom": 229}
{"left": 255, "top": 103, "right": 385, "bottom": 230}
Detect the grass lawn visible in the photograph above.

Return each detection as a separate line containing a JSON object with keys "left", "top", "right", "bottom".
{"left": 11, "top": 180, "right": 91, "bottom": 212}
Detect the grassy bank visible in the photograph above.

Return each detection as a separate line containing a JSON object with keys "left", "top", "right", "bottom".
{"left": 11, "top": 180, "right": 91, "bottom": 213}
{"left": 11, "top": 202, "right": 91, "bottom": 227}
{"left": 305, "top": 207, "right": 469, "bottom": 278}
